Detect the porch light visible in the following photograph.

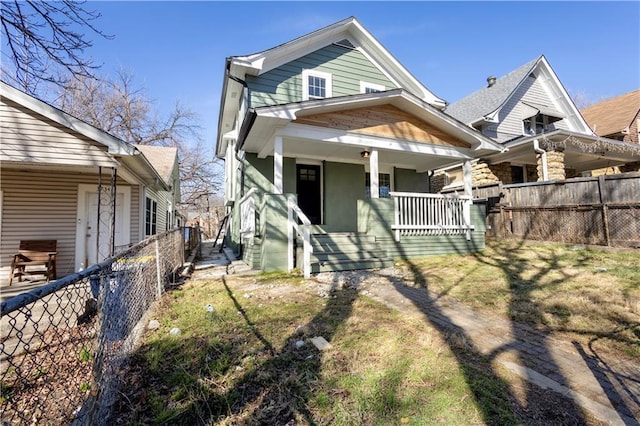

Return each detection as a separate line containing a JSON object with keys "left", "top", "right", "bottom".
{"left": 360, "top": 150, "right": 370, "bottom": 158}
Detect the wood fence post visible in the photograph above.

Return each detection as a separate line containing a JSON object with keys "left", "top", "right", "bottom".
{"left": 597, "top": 176, "right": 611, "bottom": 246}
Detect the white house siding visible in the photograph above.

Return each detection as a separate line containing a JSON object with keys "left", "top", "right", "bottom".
{"left": 488, "top": 76, "right": 570, "bottom": 143}
{"left": 0, "top": 169, "right": 140, "bottom": 282}
{"left": 0, "top": 98, "right": 117, "bottom": 168}
{"left": 247, "top": 43, "right": 396, "bottom": 107}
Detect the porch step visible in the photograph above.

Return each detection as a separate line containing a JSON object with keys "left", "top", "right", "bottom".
{"left": 298, "top": 232, "right": 393, "bottom": 273}
{"left": 311, "top": 258, "right": 393, "bottom": 273}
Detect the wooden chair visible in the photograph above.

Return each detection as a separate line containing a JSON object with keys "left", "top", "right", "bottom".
{"left": 8, "top": 240, "right": 57, "bottom": 286}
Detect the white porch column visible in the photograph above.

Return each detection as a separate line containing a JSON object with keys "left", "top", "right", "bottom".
{"left": 463, "top": 160, "right": 473, "bottom": 198}
{"left": 462, "top": 160, "right": 473, "bottom": 240}
{"left": 274, "top": 136, "right": 283, "bottom": 194}
{"left": 370, "top": 149, "right": 379, "bottom": 198}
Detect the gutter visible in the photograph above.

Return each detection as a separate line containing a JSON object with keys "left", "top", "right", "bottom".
{"left": 533, "top": 139, "right": 548, "bottom": 181}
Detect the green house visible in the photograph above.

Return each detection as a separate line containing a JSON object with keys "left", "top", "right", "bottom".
{"left": 215, "top": 17, "right": 504, "bottom": 277}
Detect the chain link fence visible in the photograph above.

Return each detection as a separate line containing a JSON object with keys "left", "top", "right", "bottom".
{"left": 487, "top": 204, "right": 640, "bottom": 248}
{"left": 1, "top": 227, "right": 200, "bottom": 425}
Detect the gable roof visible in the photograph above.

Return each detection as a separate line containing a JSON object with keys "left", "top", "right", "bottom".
{"left": 229, "top": 17, "right": 444, "bottom": 107}
{"left": 218, "top": 17, "right": 447, "bottom": 156}
{"left": 1, "top": 81, "right": 169, "bottom": 189}
{"left": 238, "top": 89, "right": 505, "bottom": 161}
{"left": 1, "top": 81, "right": 135, "bottom": 156}
{"left": 580, "top": 89, "right": 640, "bottom": 136}
{"left": 445, "top": 55, "right": 591, "bottom": 135}
{"left": 136, "top": 145, "right": 178, "bottom": 184}
{"left": 445, "top": 56, "right": 540, "bottom": 125}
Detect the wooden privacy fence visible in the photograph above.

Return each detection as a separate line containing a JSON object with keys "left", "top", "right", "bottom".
{"left": 468, "top": 172, "right": 640, "bottom": 248}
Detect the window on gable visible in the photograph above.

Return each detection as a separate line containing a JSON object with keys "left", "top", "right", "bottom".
{"left": 302, "top": 69, "right": 332, "bottom": 100}
{"left": 360, "top": 81, "right": 385, "bottom": 94}
{"left": 145, "top": 197, "right": 158, "bottom": 236}
{"left": 524, "top": 113, "right": 561, "bottom": 135}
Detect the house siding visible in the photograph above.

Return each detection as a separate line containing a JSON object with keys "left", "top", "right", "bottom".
{"left": 488, "top": 76, "right": 570, "bottom": 143}
{"left": 394, "top": 168, "right": 429, "bottom": 192}
{"left": 324, "top": 161, "right": 365, "bottom": 232}
{"left": 247, "top": 44, "right": 396, "bottom": 107}
{"left": 0, "top": 98, "right": 118, "bottom": 168}
{"left": 0, "top": 169, "right": 140, "bottom": 282}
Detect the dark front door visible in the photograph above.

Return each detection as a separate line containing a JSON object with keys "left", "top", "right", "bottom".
{"left": 296, "top": 164, "right": 321, "bottom": 224}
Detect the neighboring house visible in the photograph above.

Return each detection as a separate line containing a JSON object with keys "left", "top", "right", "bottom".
{"left": 438, "top": 56, "right": 640, "bottom": 190}
{"left": 215, "top": 17, "right": 504, "bottom": 276}
{"left": 0, "top": 81, "right": 180, "bottom": 283}
{"left": 580, "top": 89, "right": 640, "bottom": 173}
{"left": 135, "top": 145, "right": 182, "bottom": 229}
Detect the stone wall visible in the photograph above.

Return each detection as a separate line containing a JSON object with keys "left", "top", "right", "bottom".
{"left": 545, "top": 150, "right": 566, "bottom": 181}
{"left": 430, "top": 173, "right": 447, "bottom": 193}
{"left": 620, "top": 161, "right": 640, "bottom": 173}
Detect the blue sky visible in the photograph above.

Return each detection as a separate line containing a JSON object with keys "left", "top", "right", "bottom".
{"left": 85, "top": 1, "right": 640, "bottom": 146}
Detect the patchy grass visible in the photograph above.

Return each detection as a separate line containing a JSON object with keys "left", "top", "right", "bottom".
{"left": 115, "top": 276, "right": 518, "bottom": 425}
{"left": 405, "top": 239, "right": 640, "bottom": 359}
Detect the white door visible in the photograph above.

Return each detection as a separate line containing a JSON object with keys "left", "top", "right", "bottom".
{"left": 76, "top": 184, "right": 131, "bottom": 270}
{"left": 85, "top": 192, "right": 126, "bottom": 265}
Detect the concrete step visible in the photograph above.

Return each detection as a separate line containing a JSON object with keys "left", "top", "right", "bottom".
{"left": 310, "top": 258, "right": 394, "bottom": 273}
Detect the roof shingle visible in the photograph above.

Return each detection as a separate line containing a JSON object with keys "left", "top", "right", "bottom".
{"left": 580, "top": 89, "right": 640, "bottom": 137}
{"left": 445, "top": 56, "right": 541, "bottom": 124}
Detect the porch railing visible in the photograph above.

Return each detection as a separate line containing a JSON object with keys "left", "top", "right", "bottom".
{"left": 390, "top": 192, "right": 473, "bottom": 241}
{"left": 287, "top": 195, "right": 313, "bottom": 279}
{"left": 239, "top": 188, "right": 258, "bottom": 238}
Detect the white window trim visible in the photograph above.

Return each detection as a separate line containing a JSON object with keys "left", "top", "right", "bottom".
{"left": 144, "top": 195, "right": 159, "bottom": 237}
{"left": 360, "top": 81, "right": 385, "bottom": 93}
{"left": 302, "top": 69, "right": 332, "bottom": 100}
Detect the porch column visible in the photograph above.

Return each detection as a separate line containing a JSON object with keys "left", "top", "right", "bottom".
{"left": 273, "top": 136, "right": 283, "bottom": 194}
{"left": 462, "top": 160, "right": 473, "bottom": 240}
{"left": 370, "top": 149, "right": 379, "bottom": 198}
{"left": 463, "top": 160, "right": 473, "bottom": 198}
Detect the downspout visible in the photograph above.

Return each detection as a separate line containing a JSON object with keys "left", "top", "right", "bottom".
{"left": 533, "top": 139, "right": 548, "bottom": 181}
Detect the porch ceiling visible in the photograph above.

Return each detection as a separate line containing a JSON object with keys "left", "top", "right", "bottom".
{"left": 243, "top": 119, "right": 473, "bottom": 171}
{"left": 486, "top": 131, "right": 640, "bottom": 172}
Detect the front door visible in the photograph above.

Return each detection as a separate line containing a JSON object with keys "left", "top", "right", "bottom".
{"left": 296, "top": 164, "right": 321, "bottom": 225}
{"left": 76, "top": 184, "right": 131, "bottom": 271}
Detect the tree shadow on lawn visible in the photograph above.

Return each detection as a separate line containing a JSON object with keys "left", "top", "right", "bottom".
{"left": 366, "top": 199, "right": 594, "bottom": 424}
{"left": 115, "top": 272, "right": 364, "bottom": 425}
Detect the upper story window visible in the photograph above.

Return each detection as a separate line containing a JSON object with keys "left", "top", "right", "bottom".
{"left": 523, "top": 113, "right": 560, "bottom": 135}
{"left": 303, "top": 69, "right": 332, "bottom": 100}
{"left": 360, "top": 81, "right": 385, "bottom": 94}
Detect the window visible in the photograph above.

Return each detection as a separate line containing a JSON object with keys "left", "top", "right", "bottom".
{"left": 145, "top": 197, "right": 157, "bottom": 236}
{"left": 523, "top": 113, "right": 559, "bottom": 135}
{"left": 365, "top": 173, "right": 391, "bottom": 198}
{"left": 510, "top": 165, "right": 525, "bottom": 184}
{"left": 360, "top": 81, "right": 385, "bottom": 94}
{"left": 302, "top": 69, "right": 332, "bottom": 100}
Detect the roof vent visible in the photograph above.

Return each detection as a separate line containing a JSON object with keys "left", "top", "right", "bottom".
{"left": 487, "top": 75, "right": 497, "bottom": 87}
{"left": 334, "top": 38, "right": 355, "bottom": 49}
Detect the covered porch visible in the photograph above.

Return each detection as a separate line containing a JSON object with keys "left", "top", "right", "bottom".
{"left": 226, "top": 90, "right": 503, "bottom": 276}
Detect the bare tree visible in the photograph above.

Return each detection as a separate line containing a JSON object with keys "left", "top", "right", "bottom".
{"left": 1, "top": 0, "right": 111, "bottom": 94}
{"left": 58, "top": 72, "right": 223, "bottom": 207}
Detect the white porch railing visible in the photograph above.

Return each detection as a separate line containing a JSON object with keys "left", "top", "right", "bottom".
{"left": 287, "top": 195, "right": 313, "bottom": 279}
{"left": 390, "top": 192, "right": 474, "bottom": 241}
{"left": 239, "top": 188, "right": 258, "bottom": 238}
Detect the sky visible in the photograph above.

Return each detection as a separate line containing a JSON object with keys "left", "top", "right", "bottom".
{"left": 80, "top": 1, "right": 639, "bottom": 148}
